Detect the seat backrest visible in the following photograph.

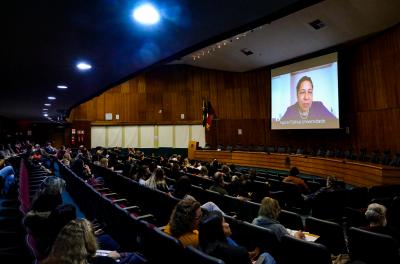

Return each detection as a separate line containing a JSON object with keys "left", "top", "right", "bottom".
{"left": 138, "top": 220, "right": 185, "bottom": 264}
{"left": 281, "top": 234, "right": 332, "bottom": 264}
{"left": 305, "top": 216, "right": 347, "bottom": 255}
{"left": 279, "top": 210, "right": 304, "bottom": 230}
{"left": 347, "top": 227, "right": 400, "bottom": 264}
{"left": 184, "top": 246, "right": 225, "bottom": 264}
{"left": 342, "top": 207, "right": 368, "bottom": 230}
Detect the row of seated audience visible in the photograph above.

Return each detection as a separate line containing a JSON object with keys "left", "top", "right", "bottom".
{"left": 67, "top": 146, "right": 400, "bottom": 262}
{"left": 20, "top": 150, "right": 146, "bottom": 264}
{"left": 16, "top": 142, "right": 400, "bottom": 263}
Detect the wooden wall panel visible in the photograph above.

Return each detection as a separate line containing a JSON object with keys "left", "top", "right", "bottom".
{"left": 69, "top": 24, "right": 400, "bottom": 154}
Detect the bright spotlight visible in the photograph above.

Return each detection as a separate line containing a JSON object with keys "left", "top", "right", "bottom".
{"left": 133, "top": 4, "right": 160, "bottom": 25}
{"left": 76, "top": 62, "right": 92, "bottom": 70}
{"left": 48, "top": 96, "right": 56, "bottom": 100}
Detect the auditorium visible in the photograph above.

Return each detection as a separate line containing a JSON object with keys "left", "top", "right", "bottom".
{"left": 2, "top": 0, "right": 400, "bottom": 263}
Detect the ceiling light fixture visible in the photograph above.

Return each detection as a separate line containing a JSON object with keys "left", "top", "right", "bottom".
{"left": 76, "top": 62, "right": 92, "bottom": 70}
{"left": 133, "top": 4, "right": 160, "bottom": 25}
{"left": 48, "top": 96, "right": 56, "bottom": 100}
{"left": 57, "top": 85, "right": 68, "bottom": 89}
{"left": 190, "top": 28, "right": 262, "bottom": 61}
{"left": 44, "top": 103, "right": 51, "bottom": 106}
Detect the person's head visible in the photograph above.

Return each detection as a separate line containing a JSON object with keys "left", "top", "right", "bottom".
{"left": 168, "top": 198, "right": 202, "bottom": 238}
{"left": 296, "top": 76, "right": 314, "bottom": 113}
{"left": 135, "top": 165, "right": 148, "bottom": 181}
{"left": 99, "top": 157, "right": 108, "bottom": 168}
{"left": 173, "top": 176, "right": 192, "bottom": 199}
{"left": 154, "top": 167, "right": 165, "bottom": 181}
{"left": 40, "top": 176, "right": 66, "bottom": 195}
{"left": 171, "top": 162, "right": 180, "bottom": 172}
{"left": 249, "top": 169, "right": 257, "bottom": 180}
{"left": 200, "top": 166, "right": 208, "bottom": 176}
{"left": 48, "top": 204, "right": 77, "bottom": 246}
{"left": 326, "top": 176, "right": 338, "bottom": 188}
{"left": 221, "top": 165, "right": 230, "bottom": 174}
{"left": 0, "top": 158, "right": 5, "bottom": 168}
{"left": 213, "top": 172, "right": 225, "bottom": 187}
{"left": 148, "top": 162, "right": 157, "bottom": 173}
{"left": 258, "top": 197, "right": 281, "bottom": 220}
{"left": 128, "top": 153, "right": 135, "bottom": 160}
{"left": 43, "top": 219, "right": 97, "bottom": 264}
{"left": 365, "top": 203, "right": 387, "bottom": 227}
{"left": 289, "top": 167, "right": 300, "bottom": 177}
{"left": 63, "top": 153, "right": 71, "bottom": 161}
{"left": 198, "top": 211, "right": 229, "bottom": 253}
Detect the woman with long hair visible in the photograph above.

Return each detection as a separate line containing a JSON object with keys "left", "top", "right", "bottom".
{"left": 42, "top": 218, "right": 98, "bottom": 264}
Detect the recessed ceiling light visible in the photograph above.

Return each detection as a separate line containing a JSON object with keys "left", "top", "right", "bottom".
{"left": 76, "top": 62, "right": 92, "bottom": 70}
{"left": 43, "top": 113, "right": 48, "bottom": 117}
{"left": 133, "top": 4, "right": 160, "bottom": 25}
{"left": 43, "top": 108, "right": 48, "bottom": 111}
{"left": 48, "top": 96, "right": 56, "bottom": 100}
{"left": 44, "top": 103, "right": 51, "bottom": 106}
{"left": 57, "top": 85, "right": 68, "bottom": 89}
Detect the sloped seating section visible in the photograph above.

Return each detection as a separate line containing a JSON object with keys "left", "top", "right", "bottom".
{"left": 1, "top": 157, "right": 35, "bottom": 263}
{"left": 53, "top": 154, "right": 400, "bottom": 264}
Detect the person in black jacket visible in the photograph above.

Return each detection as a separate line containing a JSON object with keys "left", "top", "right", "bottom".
{"left": 199, "top": 211, "right": 276, "bottom": 264}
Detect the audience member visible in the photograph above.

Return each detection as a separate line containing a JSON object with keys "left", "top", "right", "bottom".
{"left": 209, "top": 172, "right": 229, "bottom": 195}
{"left": 24, "top": 177, "right": 65, "bottom": 259}
{"left": 282, "top": 167, "right": 310, "bottom": 194}
{"left": 252, "top": 197, "right": 305, "bottom": 241}
{"left": 164, "top": 198, "right": 202, "bottom": 247}
{"left": 0, "top": 160, "right": 16, "bottom": 196}
{"left": 172, "top": 176, "right": 195, "bottom": 200}
{"left": 71, "top": 159, "right": 92, "bottom": 181}
{"left": 361, "top": 203, "right": 400, "bottom": 244}
{"left": 199, "top": 211, "right": 276, "bottom": 264}
{"left": 198, "top": 166, "right": 209, "bottom": 178}
{"left": 41, "top": 219, "right": 99, "bottom": 264}
{"left": 144, "top": 167, "right": 170, "bottom": 193}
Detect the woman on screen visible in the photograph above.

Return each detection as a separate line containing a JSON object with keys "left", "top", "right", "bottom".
{"left": 280, "top": 76, "right": 337, "bottom": 122}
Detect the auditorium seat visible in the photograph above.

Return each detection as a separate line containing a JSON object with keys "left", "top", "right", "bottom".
{"left": 184, "top": 246, "right": 225, "bottom": 264}
{"left": 389, "top": 153, "right": 400, "bottom": 167}
{"left": 277, "top": 146, "right": 286, "bottom": 153}
{"left": 280, "top": 234, "right": 332, "bottom": 264}
{"left": 311, "top": 189, "right": 347, "bottom": 221}
{"left": 342, "top": 207, "right": 368, "bottom": 230}
{"left": 345, "top": 187, "right": 369, "bottom": 209}
{"left": 347, "top": 227, "right": 400, "bottom": 264}
{"left": 278, "top": 210, "right": 304, "bottom": 231}
{"left": 296, "top": 147, "right": 304, "bottom": 154}
{"left": 305, "top": 216, "right": 347, "bottom": 255}
{"left": 266, "top": 146, "right": 275, "bottom": 153}
{"left": 224, "top": 216, "right": 281, "bottom": 262}
{"left": 381, "top": 150, "right": 391, "bottom": 165}
{"left": 138, "top": 220, "right": 185, "bottom": 264}
{"left": 369, "top": 150, "right": 381, "bottom": 164}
